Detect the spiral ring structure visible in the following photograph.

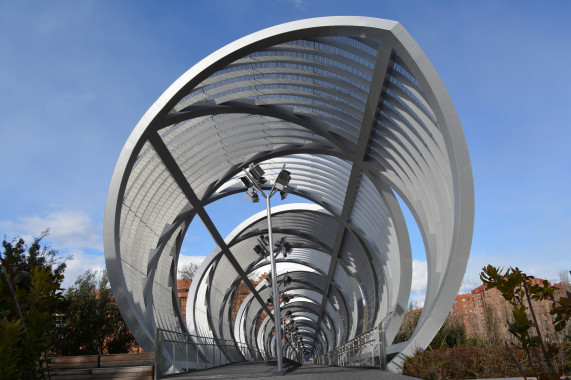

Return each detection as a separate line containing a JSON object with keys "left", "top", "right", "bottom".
{"left": 104, "top": 16, "right": 474, "bottom": 371}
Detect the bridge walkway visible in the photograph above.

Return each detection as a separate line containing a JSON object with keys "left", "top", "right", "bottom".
{"left": 166, "top": 361, "right": 418, "bottom": 379}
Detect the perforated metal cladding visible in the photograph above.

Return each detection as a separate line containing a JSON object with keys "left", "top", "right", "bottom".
{"left": 254, "top": 155, "right": 351, "bottom": 215}
{"left": 236, "top": 267, "right": 342, "bottom": 350}
{"left": 119, "top": 142, "right": 189, "bottom": 333}
{"left": 159, "top": 116, "right": 332, "bottom": 200}
{"left": 237, "top": 209, "right": 337, "bottom": 249}
{"left": 151, "top": 224, "right": 185, "bottom": 333}
{"left": 174, "top": 38, "right": 381, "bottom": 131}
{"left": 336, "top": 231, "right": 378, "bottom": 327}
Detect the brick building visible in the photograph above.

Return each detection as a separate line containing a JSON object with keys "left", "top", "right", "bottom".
{"left": 448, "top": 278, "right": 566, "bottom": 341}
{"left": 175, "top": 274, "right": 268, "bottom": 326}
{"left": 231, "top": 274, "right": 268, "bottom": 325}
{"left": 177, "top": 278, "right": 192, "bottom": 321}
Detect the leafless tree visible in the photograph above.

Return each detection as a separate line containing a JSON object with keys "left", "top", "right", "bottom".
{"left": 559, "top": 269, "right": 570, "bottom": 291}
{"left": 178, "top": 261, "right": 202, "bottom": 280}
{"left": 393, "top": 302, "right": 421, "bottom": 344}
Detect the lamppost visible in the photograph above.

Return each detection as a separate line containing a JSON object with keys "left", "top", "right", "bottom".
{"left": 242, "top": 163, "right": 291, "bottom": 372}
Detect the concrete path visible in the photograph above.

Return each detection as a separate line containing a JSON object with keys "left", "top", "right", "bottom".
{"left": 166, "top": 362, "right": 419, "bottom": 379}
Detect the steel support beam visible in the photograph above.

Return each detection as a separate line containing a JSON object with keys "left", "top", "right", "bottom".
{"left": 148, "top": 132, "right": 274, "bottom": 318}
{"left": 310, "top": 35, "right": 395, "bottom": 353}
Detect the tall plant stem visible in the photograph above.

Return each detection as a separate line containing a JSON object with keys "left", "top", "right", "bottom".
{"left": 523, "top": 283, "right": 555, "bottom": 374}
{"left": 524, "top": 344, "right": 539, "bottom": 379}
{"left": 2, "top": 266, "right": 28, "bottom": 338}
{"left": 2, "top": 264, "right": 38, "bottom": 378}
{"left": 505, "top": 341, "right": 527, "bottom": 380}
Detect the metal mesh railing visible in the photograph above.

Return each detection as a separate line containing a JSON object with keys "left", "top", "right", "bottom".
{"left": 313, "top": 321, "right": 388, "bottom": 370}
{"left": 155, "top": 328, "right": 264, "bottom": 379}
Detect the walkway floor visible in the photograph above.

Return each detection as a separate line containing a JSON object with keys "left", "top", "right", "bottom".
{"left": 166, "top": 362, "right": 419, "bottom": 379}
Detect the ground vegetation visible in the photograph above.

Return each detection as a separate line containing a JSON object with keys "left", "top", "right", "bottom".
{"left": 401, "top": 266, "right": 571, "bottom": 380}
{"left": 0, "top": 233, "right": 67, "bottom": 379}
{"left": 52, "top": 269, "right": 137, "bottom": 355}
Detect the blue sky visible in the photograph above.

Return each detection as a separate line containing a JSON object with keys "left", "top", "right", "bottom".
{"left": 1, "top": 1, "right": 570, "bottom": 304}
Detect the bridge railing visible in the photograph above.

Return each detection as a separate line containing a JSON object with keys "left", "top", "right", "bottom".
{"left": 313, "top": 320, "right": 388, "bottom": 370}
{"left": 154, "top": 328, "right": 264, "bottom": 379}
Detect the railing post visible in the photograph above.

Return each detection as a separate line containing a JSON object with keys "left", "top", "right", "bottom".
{"left": 155, "top": 329, "right": 162, "bottom": 380}
{"left": 378, "top": 323, "right": 387, "bottom": 371}
{"left": 359, "top": 336, "right": 364, "bottom": 367}
{"left": 196, "top": 340, "right": 199, "bottom": 370}
{"left": 371, "top": 333, "right": 375, "bottom": 367}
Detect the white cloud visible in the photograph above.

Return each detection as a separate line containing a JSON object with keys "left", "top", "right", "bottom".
{"left": 410, "top": 294, "right": 426, "bottom": 308}
{"left": 288, "top": 0, "right": 305, "bottom": 10}
{"left": 1, "top": 210, "right": 105, "bottom": 287}
{"left": 61, "top": 249, "right": 106, "bottom": 288}
{"left": 1, "top": 210, "right": 102, "bottom": 251}
{"left": 409, "top": 259, "right": 428, "bottom": 307}
{"left": 411, "top": 259, "right": 428, "bottom": 294}
{"left": 178, "top": 254, "right": 207, "bottom": 269}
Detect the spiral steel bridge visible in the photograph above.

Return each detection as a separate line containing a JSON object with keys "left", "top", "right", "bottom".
{"left": 104, "top": 16, "right": 474, "bottom": 373}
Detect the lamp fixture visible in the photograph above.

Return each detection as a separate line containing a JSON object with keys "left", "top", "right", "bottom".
{"left": 275, "top": 169, "right": 291, "bottom": 190}
{"left": 248, "top": 163, "right": 267, "bottom": 185}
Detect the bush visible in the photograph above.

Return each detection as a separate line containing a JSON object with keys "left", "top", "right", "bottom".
{"left": 393, "top": 303, "right": 421, "bottom": 344}
{"left": 403, "top": 345, "right": 536, "bottom": 379}
{"left": 1, "top": 235, "right": 66, "bottom": 379}
{"left": 51, "top": 269, "right": 136, "bottom": 355}
{"left": 428, "top": 318, "right": 467, "bottom": 349}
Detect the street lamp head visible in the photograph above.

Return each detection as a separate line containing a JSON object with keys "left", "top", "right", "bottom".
{"left": 253, "top": 244, "right": 269, "bottom": 259}
{"left": 244, "top": 187, "right": 259, "bottom": 203}
{"left": 243, "top": 187, "right": 253, "bottom": 200}
{"left": 240, "top": 176, "right": 252, "bottom": 187}
{"left": 280, "top": 189, "right": 287, "bottom": 200}
{"left": 260, "top": 234, "right": 269, "bottom": 246}
{"left": 248, "top": 164, "right": 267, "bottom": 185}
{"left": 275, "top": 169, "right": 291, "bottom": 190}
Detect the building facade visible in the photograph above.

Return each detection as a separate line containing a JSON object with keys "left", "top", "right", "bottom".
{"left": 449, "top": 279, "right": 567, "bottom": 341}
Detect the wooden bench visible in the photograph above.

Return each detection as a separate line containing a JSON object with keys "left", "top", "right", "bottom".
{"left": 47, "top": 353, "right": 154, "bottom": 380}
{"left": 99, "top": 353, "right": 154, "bottom": 367}
{"left": 47, "top": 355, "right": 99, "bottom": 369}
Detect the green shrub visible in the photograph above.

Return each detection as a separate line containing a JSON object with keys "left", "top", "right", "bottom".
{"left": 402, "top": 345, "right": 536, "bottom": 379}
{"left": 1, "top": 235, "right": 66, "bottom": 379}
{"left": 428, "top": 318, "right": 467, "bottom": 349}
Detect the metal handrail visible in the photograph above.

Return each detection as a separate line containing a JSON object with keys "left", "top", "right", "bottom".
{"left": 313, "top": 314, "right": 391, "bottom": 370}
{"left": 155, "top": 328, "right": 264, "bottom": 379}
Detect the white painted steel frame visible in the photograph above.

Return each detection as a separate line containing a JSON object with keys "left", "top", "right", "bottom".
{"left": 104, "top": 16, "right": 474, "bottom": 372}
